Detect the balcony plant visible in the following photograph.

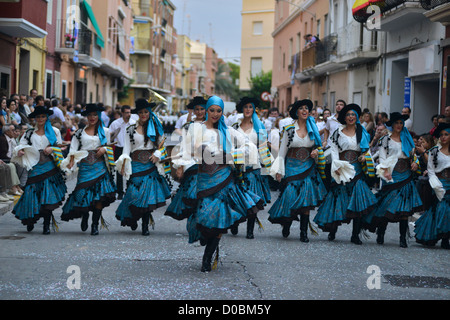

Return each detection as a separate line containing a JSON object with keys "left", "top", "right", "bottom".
{"left": 65, "top": 34, "right": 76, "bottom": 48}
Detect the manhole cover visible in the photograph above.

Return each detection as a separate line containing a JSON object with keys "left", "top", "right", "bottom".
{"left": 384, "top": 275, "right": 450, "bottom": 289}
{"left": 0, "top": 235, "right": 25, "bottom": 240}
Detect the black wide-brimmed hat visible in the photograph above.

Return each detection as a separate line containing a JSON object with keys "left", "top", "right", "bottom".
{"left": 433, "top": 122, "right": 450, "bottom": 138}
{"left": 289, "top": 99, "right": 313, "bottom": 120}
{"left": 28, "top": 105, "right": 54, "bottom": 118}
{"left": 132, "top": 98, "right": 156, "bottom": 114}
{"left": 236, "top": 97, "right": 260, "bottom": 113}
{"left": 81, "top": 103, "right": 105, "bottom": 116}
{"left": 186, "top": 96, "right": 208, "bottom": 110}
{"left": 386, "top": 112, "right": 409, "bottom": 127}
{"left": 337, "top": 103, "right": 362, "bottom": 125}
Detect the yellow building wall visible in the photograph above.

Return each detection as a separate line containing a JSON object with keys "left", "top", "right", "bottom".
{"left": 239, "top": 0, "right": 275, "bottom": 91}
{"left": 16, "top": 37, "right": 47, "bottom": 95}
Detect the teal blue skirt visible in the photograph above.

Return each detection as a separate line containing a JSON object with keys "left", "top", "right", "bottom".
{"left": 414, "top": 178, "right": 450, "bottom": 246}
{"left": 61, "top": 160, "right": 116, "bottom": 221}
{"left": 363, "top": 169, "right": 423, "bottom": 231}
{"left": 268, "top": 158, "right": 326, "bottom": 225}
{"left": 242, "top": 167, "right": 271, "bottom": 206}
{"left": 13, "top": 160, "right": 66, "bottom": 225}
{"left": 164, "top": 165, "right": 198, "bottom": 221}
{"left": 313, "top": 162, "right": 377, "bottom": 232}
{"left": 191, "top": 165, "right": 264, "bottom": 242}
{"left": 115, "top": 161, "right": 171, "bottom": 227}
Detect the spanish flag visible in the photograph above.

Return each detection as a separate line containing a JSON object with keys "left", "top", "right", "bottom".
{"left": 352, "top": 0, "right": 384, "bottom": 22}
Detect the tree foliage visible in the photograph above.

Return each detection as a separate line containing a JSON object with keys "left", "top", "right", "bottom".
{"left": 248, "top": 70, "right": 272, "bottom": 109}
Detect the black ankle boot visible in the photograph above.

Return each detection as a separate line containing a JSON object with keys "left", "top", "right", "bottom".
{"left": 399, "top": 220, "right": 408, "bottom": 248}
{"left": 230, "top": 225, "right": 238, "bottom": 235}
{"left": 27, "top": 223, "right": 34, "bottom": 232}
{"left": 300, "top": 214, "right": 310, "bottom": 243}
{"left": 246, "top": 217, "right": 255, "bottom": 239}
{"left": 441, "top": 238, "right": 450, "bottom": 249}
{"left": 42, "top": 213, "right": 51, "bottom": 235}
{"left": 328, "top": 226, "right": 337, "bottom": 241}
{"left": 201, "top": 237, "right": 220, "bottom": 272}
{"left": 91, "top": 209, "right": 101, "bottom": 236}
{"left": 282, "top": 221, "right": 292, "bottom": 238}
{"left": 142, "top": 213, "right": 150, "bottom": 236}
{"left": 376, "top": 223, "right": 387, "bottom": 245}
{"left": 351, "top": 218, "right": 362, "bottom": 245}
{"left": 81, "top": 212, "right": 89, "bottom": 232}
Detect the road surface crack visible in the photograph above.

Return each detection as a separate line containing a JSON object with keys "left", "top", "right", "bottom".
{"left": 236, "top": 261, "right": 263, "bottom": 299}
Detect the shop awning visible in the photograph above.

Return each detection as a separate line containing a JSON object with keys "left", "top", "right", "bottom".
{"left": 81, "top": 0, "right": 105, "bottom": 48}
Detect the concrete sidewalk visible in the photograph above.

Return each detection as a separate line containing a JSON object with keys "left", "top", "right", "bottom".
{"left": 0, "top": 196, "right": 19, "bottom": 216}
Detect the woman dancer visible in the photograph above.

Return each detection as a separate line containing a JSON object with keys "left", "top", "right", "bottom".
{"left": 115, "top": 99, "right": 171, "bottom": 235}
{"left": 313, "top": 104, "right": 377, "bottom": 244}
{"left": 363, "top": 112, "right": 423, "bottom": 247}
{"left": 269, "top": 99, "right": 327, "bottom": 242}
{"left": 11, "top": 106, "right": 67, "bottom": 234}
{"left": 230, "top": 96, "right": 272, "bottom": 239}
{"left": 414, "top": 122, "right": 450, "bottom": 249}
{"left": 61, "top": 103, "right": 116, "bottom": 235}
{"left": 165, "top": 96, "right": 207, "bottom": 221}
{"left": 177, "top": 95, "right": 263, "bottom": 272}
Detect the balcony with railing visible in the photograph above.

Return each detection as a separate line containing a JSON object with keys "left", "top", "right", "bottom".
{"left": 421, "top": 0, "right": 450, "bottom": 24}
{"left": 353, "top": 0, "right": 426, "bottom": 30}
{"left": 55, "top": 19, "right": 102, "bottom": 67}
{"left": 77, "top": 25, "right": 102, "bottom": 67}
{"left": 335, "top": 21, "right": 379, "bottom": 65}
{"left": 131, "top": 37, "right": 152, "bottom": 55}
{"left": 0, "top": 0, "right": 47, "bottom": 38}
{"left": 301, "top": 34, "right": 338, "bottom": 70}
{"left": 299, "top": 34, "right": 340, "bottom": 74}
{"left": 131, "top": 72, "right": 153, "bottom": 87}
{"left": 132, "top": 0, "right": 153, "bottom": 21}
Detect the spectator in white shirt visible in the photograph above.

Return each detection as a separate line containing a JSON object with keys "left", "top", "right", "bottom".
{"left": 49, "top": 99, "right": 66, "bottom": 124}
{"left": 109, "top": 105, "right": 136, "bottom": 198}
{"left": 101, "top": 105, "right": 112, "bottom": 127}
{"left": 402, "top": 107, "right": 413, "bottom": 131}
{"left": 174, "top": 103, "right": 195, "bottom": 137}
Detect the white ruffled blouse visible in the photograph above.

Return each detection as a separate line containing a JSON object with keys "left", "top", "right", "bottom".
{"left": 11, "top": 126, "right": 62, "bottom": 170}
{"left": 60, "top": 127, "right": 110, "bottom": 178}
{"left": 115, "top": 126, "right": 165, "bottom": 180}
{"left": 375, "top": 135, "right": 410, "bottom": 183}
{"left": 428, "top": 147, "right": 450, "bottom": 201}
{"left": 329, "top": 126, "right": 372, "bottom": 184}
{"left": 234, "top": 118, "right": 272, "bottom": 171}
{"left": 172, "top": 122, "right": 257, "bottom": 172}
{"left": 270, "top": 121, "right": 315, "bottom": 178}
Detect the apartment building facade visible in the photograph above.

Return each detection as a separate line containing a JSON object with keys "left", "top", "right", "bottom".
{"left": 0, "top": 0, "right": 48, "bottom": 97}
{"left": 272, "top": 0, "right": 382, "bottom": 115}
{"left": 240, "top": 0, "right": 275, "bottom": 92}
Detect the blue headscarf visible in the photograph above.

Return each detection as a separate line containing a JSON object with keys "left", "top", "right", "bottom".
{"left": 44, "top": 116, "right": 57, "bottom": 146}
{"left": 400, "top": 121, "right": 415, "bottom": 157}
{"left": 352, "top": 109, "right": 370, "bottom": 153}
{"left": 96, "top": 111, "right": 107, "bottom": 146}
{"left": 249, "top": 103, "right": 267, "bottom": 143}
{"left": 306, "top": 116, "right": 322, "bottom": 147}
{"left": 146, "top": 107, "right": 164, "bottom": 143}
{"left": 205, "top": 96, "right": 231, "bottom": 153}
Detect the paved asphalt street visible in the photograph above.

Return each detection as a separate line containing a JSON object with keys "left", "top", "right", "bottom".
{"left": 0, "top": 178, "right": 449, "bottom": 303}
